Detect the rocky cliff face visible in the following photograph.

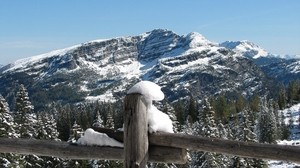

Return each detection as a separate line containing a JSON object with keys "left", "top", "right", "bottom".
{"left": 220, "top": 40, "right": 300, "bottom": 84}
{"left": 0, "top": 29, "right": 275, "bottom": 110}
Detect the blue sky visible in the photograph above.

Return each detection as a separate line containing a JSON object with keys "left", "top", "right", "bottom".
{"left": 0, "top": 0, "right": 299, "bottom": 64}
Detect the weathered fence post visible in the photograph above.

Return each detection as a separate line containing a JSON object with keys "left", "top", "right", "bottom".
{"left": 124, "top": 94, "right": 148, "bottom": 168}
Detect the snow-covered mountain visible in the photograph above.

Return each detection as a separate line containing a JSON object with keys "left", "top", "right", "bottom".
{"left": 220, "top": 40, "right": 300, "bottom": 84}
{"left": 220, "top": 40, "right": 270, "bottom": 59}
{"left": 0, "top": 29, "right": 276, "bottom": 109}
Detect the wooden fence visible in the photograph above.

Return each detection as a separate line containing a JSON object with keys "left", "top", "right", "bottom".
{"left": 0, "top": 94, "right": 300, "bottom": 168}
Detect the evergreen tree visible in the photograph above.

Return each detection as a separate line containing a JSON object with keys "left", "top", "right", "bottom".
{"left": 278, "top": 85, "right": 287, "bottom": 110}
{"left": 174, "top": 100, "right": 185, "bottom": 130}
{"left": 35, "top": 112, "right": 63, "bottom": 167}
{"left": 162, "top": 101, "right": 179, "bottom": 132}
{"left": 57, "top": 104, "right": 72, "bottom": 141}
{"left": 0, "top": 94, "right": 15, "bottom": 138}
{"left": 68, "top": 121, "right": 83, "bottom": 143}
{"left": 36, "top": 112, "right": 59, "bottom": 140}
{"left": 227, "top": 113, "right": 239, "bottom": 141}
{"left": 287, "top": 80, "right": 300, "bottom": 104}
{"left": 250, "top": 94, "right": 260, "bottom": 113}
{"left": 106, "top": 109, "right": 114, "bottom": 129}
{"left": 14, "top": 85, "right": 44, "bottom": 168}
{"left": 14, "top": 84, "right": 36, "bottom": 138}
{"left": 235, "top": 94, "right": 246, "bottom": 113}
{"left": 0, "top": 95, "right": 18, "bottom": 168}
{"left": 191, "top": 98, "right": 224, "bottom": 167}
{"left": 92, "top": 110, "right": 104, "bottom": 127}
{"left": 258, "top": 100, "right": 277, "bottom": 143}
{"left": 217, "top": 120, "right": 227, "bottom": 139}
{"left": 66, "top": 122, "right": 89, "bottom": 167}
{"left": 280, "top": 111, "right": 290, "bottom": 140}
{"left": 187, "top": 94, "right": 197, "bottom": 123}
{"left": 232, "top": 107, "right": 268, "bottom": 167}
{"left": 214, "top": 94, "right": 229, "bottom": 122}
{"left": 112, "top": 100, "right": 124, "bottom": 129}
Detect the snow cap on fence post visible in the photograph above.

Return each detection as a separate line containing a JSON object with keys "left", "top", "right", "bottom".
{"left": 127, "top": 81, "right": 173, "bottom": 133}
{"left": 127, "top": 80, "right": 164, "bottom": 106}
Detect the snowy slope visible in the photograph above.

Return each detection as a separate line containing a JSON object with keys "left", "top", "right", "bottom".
{"left": 0, "top": 29, "right": 273, "bottom": 109}
{"left": 4, "top": 45, "right": 81, "bottom": 73}
{"left": 220, "top": 41, "right": 300, "bottom": 84}
{"left": 269, "top": 103, "right": 300, "bottom": 168}
{"left": 220, "top": 40, "right": 269, "bottom": 59}
{"left": 281, "top": 103, "right": 300, "bottom": 140}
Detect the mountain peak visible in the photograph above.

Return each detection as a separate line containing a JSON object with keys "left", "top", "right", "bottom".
{"left": 143, "top": 28, "right": 177, "bottom": 37}
{"left": 185, "top": 32, "right": 213, "bottom": 48}
{"left": 220, "top": 40, "right": 269, "bottom": 59}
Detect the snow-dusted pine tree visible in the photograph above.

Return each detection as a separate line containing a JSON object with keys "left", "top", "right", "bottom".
{"left": 57, "top": 104, "right": 72, "bottom": 141}
{"left": 191, "top": 98, "right": 224, "bottom": 168}
{"left": 106, "top": 108, "right": 114, "bottom": 129}
{"left": 232, "top": 107, "right": 267, "bottom": 168}
{"left": 92, "top": 110, "right": 104, "bottom": 127}
{"left": 162, "top": 101, "right": 179, "bottom": 133}
{"left": 68, "top": 121, "right": 83, "bottom": 143}
{"left": 258, "top": 99, "right": 277, "bottom": 143}
{"left": 35, "top": 112, "right": 63, "bottom": 167}
{"left": 14, "top": 84, "right": 36, "bottom": 138}
{"left": 13, "top": 84, "right": 44, "bottom": 167}
{"left": 36, "top": 112, "right": 59, "bottom": 140}
{"left": 66, "top": 121, "right": 89, "bottom": 167}
{"left": 0, "top": 94, "right": 18, "bottom": 168}
{"left": 0, "top": 94, "right": 15, "bottom": 138}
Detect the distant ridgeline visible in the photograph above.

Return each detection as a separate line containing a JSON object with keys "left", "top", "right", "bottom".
{"left": 1, "top": 29, "right": 299, "bottom": 112}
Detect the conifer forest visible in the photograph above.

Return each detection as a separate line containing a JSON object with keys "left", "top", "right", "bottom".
{"left": 1, "top": 80, "right": 300, "bottom": 168}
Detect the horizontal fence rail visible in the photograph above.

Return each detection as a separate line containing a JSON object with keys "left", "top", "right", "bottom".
{"left": 0, "top": 137, "right": 186, "bottom": 164}
{"left": 1, "top": 131, "right": 299, "bottom": 164}
{"left": 93, "top": 127, "right": 300, "bottom": 164}
{"left": 149, "top": 132, "right": 300, "bottom": 164}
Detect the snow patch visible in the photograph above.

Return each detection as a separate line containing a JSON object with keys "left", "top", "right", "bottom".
{"left": 77, "top": 128, "right": 123, "bottom": 147}
{"left": 185, "top": 32, "right": 213, "bottom": 48}
{"left": 147, "top": 105, "right": 174, "bottom": 133}
{"left": 86, "top": 91, "right": 116, "bottom": 103}
{"left": 5, "top": 45, "right": 80, "bottom": 72}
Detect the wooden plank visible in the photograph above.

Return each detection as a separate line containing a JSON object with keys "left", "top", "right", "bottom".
{"left": 149, "top": 132, "right": 300, "bottom": 164}
{"left": 2, "top": 129, "right": 299, "bottom": 164}
{"left": 149, "top": 145, "right": 187, "bottom": 164}
{"left": 92, "top": 127, "right": 187, "bottom": 164}
{"left": 124, "top": 94, "right": 149, "bottom": 168}
{"left": 0, "top": 138, "right": 186, "bottom": 163}
{"left": 0, "top": 138, "right": 186, "bottom": 164}
{"left": 0, "top": 138, "right": 122, "bottom": 160}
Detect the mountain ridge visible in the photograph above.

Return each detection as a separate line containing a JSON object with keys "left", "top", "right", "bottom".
{"left": 0, "top": 29, "right": 294, "bottom": 110}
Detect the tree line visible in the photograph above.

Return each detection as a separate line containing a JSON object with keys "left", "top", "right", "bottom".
{"left": 1, "top": 81, "right": 300, "bottom": 167}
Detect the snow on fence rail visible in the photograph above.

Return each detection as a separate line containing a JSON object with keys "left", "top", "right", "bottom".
{"left": 1, "top": 94, "right": 300, "bottom": 167}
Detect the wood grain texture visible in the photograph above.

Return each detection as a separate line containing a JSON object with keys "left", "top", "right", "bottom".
{"left": 0, "top": 138, "right": 122, "bottom": 160}
{"left": 0, "top": 137, "right": 186, "bottom": 163}
{"left": 124, "top": 94, "right": 149, "bottom": 168}
{"left": 149, "top": 132, "right": 300, "bottom": 164}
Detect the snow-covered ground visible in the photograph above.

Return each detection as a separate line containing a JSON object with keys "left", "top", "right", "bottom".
{"left": 269, "top": 103, "right": 300, "bottom": 168}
